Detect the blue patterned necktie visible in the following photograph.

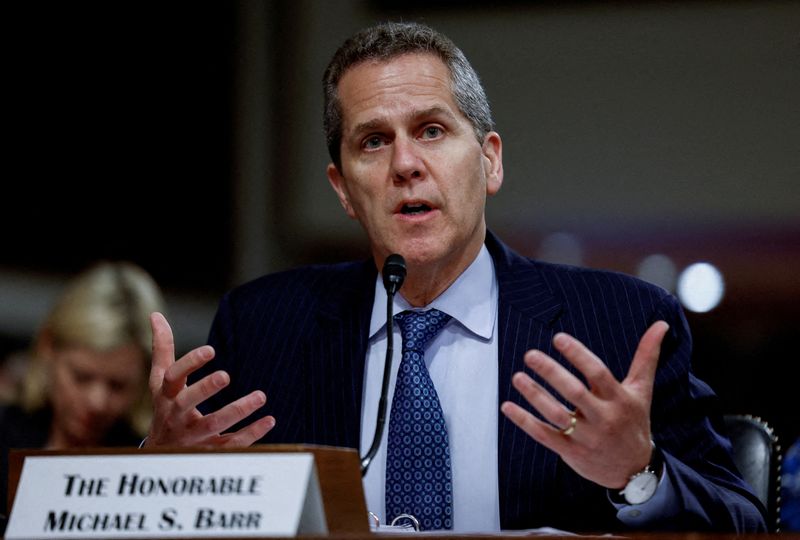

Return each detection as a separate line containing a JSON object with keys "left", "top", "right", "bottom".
{"left": 385, "top": 309, "right": 453, "bottom": 530}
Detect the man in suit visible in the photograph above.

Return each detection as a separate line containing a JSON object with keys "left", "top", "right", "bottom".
{"left": 144, "top": 22, "right": 766, "bottom": 532}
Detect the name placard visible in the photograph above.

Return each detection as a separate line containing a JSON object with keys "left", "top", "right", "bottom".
{"left": 5, "top": 453, "right": 327, "bottom": 538}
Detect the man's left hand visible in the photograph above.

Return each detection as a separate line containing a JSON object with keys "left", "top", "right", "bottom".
{"left": 500, "top": 321, "right": 669, "bottom": 489}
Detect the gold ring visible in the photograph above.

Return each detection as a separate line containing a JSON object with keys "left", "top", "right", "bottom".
{"left": 561, "top": 412, "right": 577, "bottom": 436}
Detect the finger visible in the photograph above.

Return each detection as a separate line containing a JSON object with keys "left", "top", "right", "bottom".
{"left": 215, "top": 415, "right": 277, "bottom": 447}
{"left": 149, "top": 312, "right": 175, "bottom": 392}
{"left": 500, "top": 401, "right": 569, "bottom": 455}
{"left": 552, "top": 333, "right": 621, "bottom": 399}
{"left": 624, "top": 321, "right": 670, "bottom": 389}
{"left": 524, "top": 348, "right": 600, "bottom": 418}
{"left": 511, "top": 370, "right": 575, "bottom": 430}
{"left": 161, "top": 345, "right": 216, "bottom": 399}
{"left": 199, "top": 390, "right": 268, "bottom": 435}
{"left": 175, "top": 370, "right": 231, "bottom": 411}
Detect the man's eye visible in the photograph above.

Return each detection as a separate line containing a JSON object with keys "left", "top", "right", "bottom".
{"left": 363, "top": 136, "right": 384, "bottom": 149}
{"left": 422, "top": 126, "right": 443, "bottom": 139}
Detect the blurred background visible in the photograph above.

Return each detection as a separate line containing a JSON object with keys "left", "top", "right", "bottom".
{"left": 2, "top": 1, "right": 798, "bottom": 443}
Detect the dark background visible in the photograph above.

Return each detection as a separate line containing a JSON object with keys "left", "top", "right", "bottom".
{"left": 6, "top": 3, "right": 235, "bottom": 290}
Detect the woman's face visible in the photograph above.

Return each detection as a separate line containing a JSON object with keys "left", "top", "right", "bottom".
{"left": 48, "top": 343, "right": 145, "bottom": 447}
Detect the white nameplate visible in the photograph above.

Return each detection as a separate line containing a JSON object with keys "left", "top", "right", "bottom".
{"left": 6, "top": 453, "right": 327, "bottom": 538}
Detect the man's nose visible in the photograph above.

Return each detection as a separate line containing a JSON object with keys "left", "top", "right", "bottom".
{"left": 390, "top": 137, "right": 425, "bottom": 183}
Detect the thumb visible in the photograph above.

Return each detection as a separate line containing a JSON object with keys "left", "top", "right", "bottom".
{"left": 149, "top": 312, "right": 175, "bottom": 391}
{"left": 624, "top": 321, "right": 669, "bottom": 393}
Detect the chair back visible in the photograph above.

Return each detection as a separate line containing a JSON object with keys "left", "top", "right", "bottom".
{"left": 723, "top": 414, "right": 781, "bottom": 532}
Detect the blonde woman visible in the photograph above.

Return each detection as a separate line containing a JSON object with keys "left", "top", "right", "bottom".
{"left": 0, "top": 261, "right": 165, "bottom": 511}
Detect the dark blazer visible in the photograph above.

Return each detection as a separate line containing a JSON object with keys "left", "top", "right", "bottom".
{"left": 196, "top": 231, "right": 766, "bottom": 532}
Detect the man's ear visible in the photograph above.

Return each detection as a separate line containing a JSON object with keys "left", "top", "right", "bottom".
{"left": 482, "top": 131, "right": 504, "bottom": 196}
{"left": 326, "top": 162, "right": 357, "bottom": 219}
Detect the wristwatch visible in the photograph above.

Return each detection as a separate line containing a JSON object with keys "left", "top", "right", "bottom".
{"left": 619, "top": 446, "right": 663, "bottom": 505}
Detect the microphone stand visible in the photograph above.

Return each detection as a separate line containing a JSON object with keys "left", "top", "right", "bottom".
{"left": 360, "top": 255, "right": 405, "bottom": 477}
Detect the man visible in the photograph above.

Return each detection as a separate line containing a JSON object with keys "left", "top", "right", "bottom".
{"left": 145, "top": 22, "right": 766, "bottom": 532}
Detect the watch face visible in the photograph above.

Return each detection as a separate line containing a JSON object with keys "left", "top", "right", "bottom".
{"left": 623, "top": 471, "right": 658, "bottom": 505}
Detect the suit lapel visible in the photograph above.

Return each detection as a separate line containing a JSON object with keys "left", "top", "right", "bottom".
{"left": 486, "top": 232, "right": 567, "bottom": 528}
{"left": 308, "top": 260, "right": 377, "bottom": 449}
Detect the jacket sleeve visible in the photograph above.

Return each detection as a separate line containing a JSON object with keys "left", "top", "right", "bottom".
{"left": 640, "top": 294, "right": 767, "bottom": 531}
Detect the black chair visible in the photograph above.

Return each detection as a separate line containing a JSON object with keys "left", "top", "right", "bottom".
{"left": 723, "top": 414, "right": 782, "bottom": 532}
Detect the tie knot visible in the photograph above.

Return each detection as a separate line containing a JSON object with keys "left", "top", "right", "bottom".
{"left": 394, "top": 309, "right": 452, "bottom": 352}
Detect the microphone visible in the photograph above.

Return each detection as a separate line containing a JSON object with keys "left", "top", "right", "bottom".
{"left": 382, "top": 254, "right": 406, "bottom": 296}
{"left": 361, "top": 254, "right": 406, "bottom": 476}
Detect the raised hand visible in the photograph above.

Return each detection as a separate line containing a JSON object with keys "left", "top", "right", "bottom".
{"left": 144, "top": 312, "right": 275, "bottom": 448}
{"left": 500, "top": 321, "right": 669, "bottom": 488}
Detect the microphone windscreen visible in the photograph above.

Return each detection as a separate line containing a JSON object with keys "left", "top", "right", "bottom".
{"left": 382, "top": 254, "right": 406, "bottom": 295}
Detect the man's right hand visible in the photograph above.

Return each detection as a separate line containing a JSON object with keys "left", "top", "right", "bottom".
{"left": 144, "top": 312, "right": 275, "bottom": 448}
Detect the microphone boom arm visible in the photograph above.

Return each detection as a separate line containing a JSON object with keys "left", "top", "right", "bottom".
{"left": 361, "top": 254, "right": 406, "bottom": 477}
{"left": 360, "top": 291, "right": 396, "bottom": 476}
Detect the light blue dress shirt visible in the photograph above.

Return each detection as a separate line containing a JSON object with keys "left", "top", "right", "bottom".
{"left": 360, "top": 246, "right": 501, "bottom": 532}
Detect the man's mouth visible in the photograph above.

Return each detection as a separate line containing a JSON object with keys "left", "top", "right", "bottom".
{"left": 400, "top": 202, "right": 433, "bottom": 215}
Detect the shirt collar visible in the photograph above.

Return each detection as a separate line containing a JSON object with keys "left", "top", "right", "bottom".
{"left": 369, "top": 245, "right": 497, "bottom": 341}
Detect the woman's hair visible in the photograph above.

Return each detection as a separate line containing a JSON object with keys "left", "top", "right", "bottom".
{"left": 20, "top": 261, "right": 165, "bottom": 435}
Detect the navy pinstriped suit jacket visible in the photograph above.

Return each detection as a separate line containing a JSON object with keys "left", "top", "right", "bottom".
{"left": 196, "top": 232, "right": 766, "bottom": 532}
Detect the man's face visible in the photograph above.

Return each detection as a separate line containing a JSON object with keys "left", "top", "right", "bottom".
{"left": 48, "top": 343, "right": 144, "bottom": 446}
{"left": 327, "top": 53, "right": 503, "bottom": 278}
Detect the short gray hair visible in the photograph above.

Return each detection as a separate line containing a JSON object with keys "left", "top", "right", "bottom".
{"left": 323, "top": 22, "right": 494, "bottom": 170}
